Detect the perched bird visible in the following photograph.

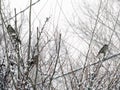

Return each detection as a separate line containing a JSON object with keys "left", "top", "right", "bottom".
{"left": 7, "top": 25, "right": 16, "bottom": 35}
{"left": 7, "top": 25, "right": 21, "bottom": 44}
{"left": 97, "top": 44, "right": 108, "bottom": 57}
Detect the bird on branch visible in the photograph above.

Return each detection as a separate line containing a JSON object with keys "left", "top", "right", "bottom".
{"left": 97, "top": 44, "right": 108, "bottom": 57}
{"left": 7, "top": 25, "right": 16, "bottom": 35}
{"left": 7, "top": 24, "right": 21, "bottom": 44}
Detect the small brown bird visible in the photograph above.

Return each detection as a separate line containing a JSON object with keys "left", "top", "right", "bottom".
{"left": 97, "top": 44, "right": 108, "bottom": 57}
{"left": 7, "top": 25, "right": 21, "bottom": 44}
{"left": 7, "top": 25, "right": 16, "bottom": 34}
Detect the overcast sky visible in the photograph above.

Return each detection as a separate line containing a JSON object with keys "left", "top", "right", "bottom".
{"left": 7, "top": 0, "right": 120, "bottom": 58}
{"left": 7, "top": 0, "right": 99, "bottom": 57}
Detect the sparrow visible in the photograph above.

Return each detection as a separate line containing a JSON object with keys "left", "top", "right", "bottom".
{"left": 7, "top": 25, "right": 21, "bottom": 44}
{"left": 97, "top": 44, "right": 108, "bottom": 57}
{"left": 7, "top": 25, "right": 16, "bottom": 35}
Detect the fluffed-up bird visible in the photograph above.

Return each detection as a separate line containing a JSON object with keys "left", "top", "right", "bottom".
{"left": 97, "top": 44, "right": 108, "bottom": 57}
{"left": 7, "top": 24, "right": 21, "bottom": 44}
{"left": 7, "top": 25, "right": 16, "bottom": 35}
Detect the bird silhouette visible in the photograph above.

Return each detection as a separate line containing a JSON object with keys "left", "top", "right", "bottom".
{"left": 7, "top": 25, "right": 16, "bottom": 34}
{"left": 97, "top": 44, "right": 108, "bottom": 57}
{"left": 7, "top": 25, "right": 21, "bottom": 44}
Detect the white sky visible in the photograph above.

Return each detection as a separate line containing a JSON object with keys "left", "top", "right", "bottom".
{"left": 7, "top": 0, "right": 120, "bottom": 60}
{"left": 7, "top": 0, "right": 99, "bottom": 59}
